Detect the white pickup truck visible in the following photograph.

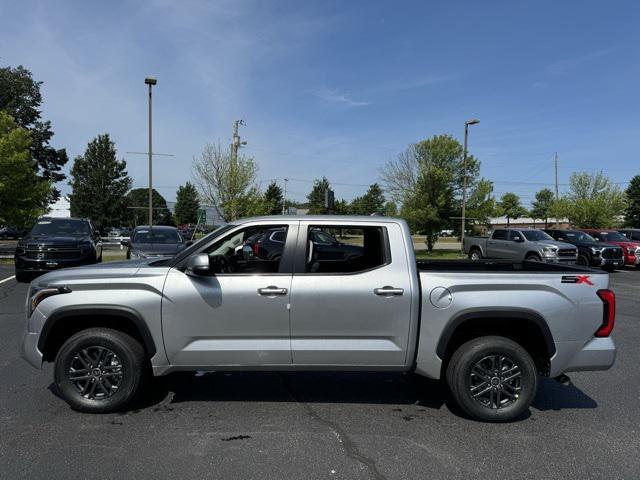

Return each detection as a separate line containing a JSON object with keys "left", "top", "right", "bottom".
{"left": 22, "top": 216, "right": 616, "bottom": 422}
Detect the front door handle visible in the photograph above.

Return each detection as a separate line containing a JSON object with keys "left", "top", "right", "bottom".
{"left": 258, "top": 286, "right": 288, "bottom": 296}
{"left": 374, "top": 286, "right": 404, "bottom": 296}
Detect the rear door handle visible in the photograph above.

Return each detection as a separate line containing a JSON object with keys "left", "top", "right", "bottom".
{"left": 374, "top": 286, "right": 404, "bottom": 296}
{"left": 258, "top": 286, "right": 288, "bottom": 296}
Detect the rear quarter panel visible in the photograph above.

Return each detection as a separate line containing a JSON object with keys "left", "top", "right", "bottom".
{"left": 416, "top": 270, "right": 609, "bottom": 379}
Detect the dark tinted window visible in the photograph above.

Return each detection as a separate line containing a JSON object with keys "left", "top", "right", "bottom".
{"left": 492, "top": 230, "right": 507, "bottom": 240}
{"left": 596, "top": 231, "right": 628, "bottom": 242}
{"left": 270, "top": 230, "right": 286, "bottom": 243}
{"left": 305, "top": 226, "right": 387, "bottom": 273}
{"left": 31, "top": 219, "right": 90, "bottom": 236}
{"left": 133, "top": 229, "right": 182, "bottom": 244}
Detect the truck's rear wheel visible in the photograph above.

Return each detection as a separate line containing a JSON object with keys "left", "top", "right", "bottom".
{"left": 54, "top": 328, "right": 147, "bottom": 413}
{"left": 446, "top": 336, "right": 537, "bottom": 422}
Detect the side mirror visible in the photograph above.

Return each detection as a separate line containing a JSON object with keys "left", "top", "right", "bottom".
{"left": 185, "top": 240, "right": 193, "bottom": 246}
{"left": 513, "top": 236, "right": 523, "bottom": 242}
{"left": 185, "top": 253, "right": 210, "bottom": 276}
{"left": 120, "top": 240, "right": 130, "bottom": 247}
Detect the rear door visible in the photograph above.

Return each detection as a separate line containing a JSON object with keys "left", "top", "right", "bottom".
{"left": 486, "top": 229, "right": 508, "bottom": 258}
{"left": 289, "top": 221, "right": 413, "bottom": 366}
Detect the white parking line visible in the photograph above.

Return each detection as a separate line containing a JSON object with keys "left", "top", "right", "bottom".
{"left": 0, "top": 275, "right": 16, "bottom": 284}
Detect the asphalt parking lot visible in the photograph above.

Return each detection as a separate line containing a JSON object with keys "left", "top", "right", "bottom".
{"left": 0, "top": 264, "right": 638, "bottom": 480}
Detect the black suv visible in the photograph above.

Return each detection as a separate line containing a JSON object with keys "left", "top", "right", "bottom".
{"left": 15, "top": 217, "right": 103, "bottom": 282}
{"left": 544, "top": 229, "right": 624, "bottom": 271}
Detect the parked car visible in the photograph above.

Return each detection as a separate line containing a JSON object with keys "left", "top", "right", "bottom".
{"left": 0, "top": 226, "right": 21, "bottom": 239}
{"left": 544, "top": 229, "right": 624, "bottom": 271}
{"left": 581, "top": 229, "right": 640, "bottom": 267}
{"left": 14, "top": 217, "right": 102, "bottom": 282}
{"left": 122, "top": 226, "right": 190, "bottom": 259}
{"left": 245, "top": 227, "right": 364, "bottom": 262}
{"left": 618, "top": 228, "right": 640, "bottom": 242}
{"left": 463, "top": 228, "right": 578, "bottom": 264}
{"left": 22, "top": 216, "right": 615, "bottom": 422}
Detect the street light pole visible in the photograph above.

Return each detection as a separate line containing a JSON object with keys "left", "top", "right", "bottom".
{"left": 145, "top": 76, "right": 157, "bottom": 227}
{"left": 460, "top": 118, "right": 480, "bottom": 252}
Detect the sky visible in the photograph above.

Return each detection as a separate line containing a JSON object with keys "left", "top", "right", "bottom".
{"left": 2, "top": 0, "right": 639, "bottom": 208}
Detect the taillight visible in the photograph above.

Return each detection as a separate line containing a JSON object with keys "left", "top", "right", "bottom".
{"left": 595, "top": 289, "right": 615, "bottom": 337}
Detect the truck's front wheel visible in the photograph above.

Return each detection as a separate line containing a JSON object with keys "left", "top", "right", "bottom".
{"left": 54, "top": 328, "right": 147, "bottom": 413}
{"left": 446, "top": 336, "right": 537, "bottom": 422}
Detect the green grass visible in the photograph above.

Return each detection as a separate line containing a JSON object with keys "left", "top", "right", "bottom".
{"left": 414, "top": 249, "right": 465, "bottom": 260}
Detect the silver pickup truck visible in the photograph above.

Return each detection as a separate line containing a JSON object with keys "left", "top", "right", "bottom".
{"left": 21, "top": 216, "right": 615, "bottom": 422}
{"left": 463, "top": 228, "right": 578, "bottom": 264}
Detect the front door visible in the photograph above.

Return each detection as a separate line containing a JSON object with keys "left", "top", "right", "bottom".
{"left": 161, "top": 222, "right": 297, "bottom": 367}
{"left": 289, "top": 221, "right": 413, "bottom": 366}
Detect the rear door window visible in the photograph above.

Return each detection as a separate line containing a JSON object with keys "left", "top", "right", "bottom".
{"left": 304, "top": 226, "right": 388, "bottom": 273}
{"left": 492, "top": 230, "right": 507, "bottom": 240}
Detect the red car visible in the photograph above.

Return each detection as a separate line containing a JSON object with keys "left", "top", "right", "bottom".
{"left": 581, "top": 229, "right": 640, "bottom": 267}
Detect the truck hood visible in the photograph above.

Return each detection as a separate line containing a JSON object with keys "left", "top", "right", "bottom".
{"left": 31, "top": 258, "right": 157, "bottom": 288}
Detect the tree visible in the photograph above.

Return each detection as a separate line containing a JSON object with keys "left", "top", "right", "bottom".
{"left": 400, "top": 164, "right": 453, "bottom": 251}
{"left": 382, "top": 134, "right": 480, "bottom": 248}
{"left": 498, "top": 193, "right": 527, "bottom": 227}
{"left": 350, "top": 183, "right": 386, "bottom": 215}
{"left": 530, "top": 188, "right": 555, "bottom": 228}
{"left": 624, "top": 175, "right": 640, "bottom": 227}
{"left": 263, "top": 181, "right": 283, "bottom": 215}
{"left": 384, "top": 201, "right": 398, "bottom": 217}
{"left": 174, "top": 182, "right": 200, "bottom": 225}
{"left": 466, "top": 179, "right": 496, "bottom": 228}
{"left": 68, "top": 134, "right": 132, "bottom": 229}
{"left": 0, "top": 65, "right": 68, "bottom": 202}
{"left": 125, "top": 188, "right": 174, "bottom": 226}
{"left": 306, "top": 177, "right": 331, "bottom": 214}
{"left": 381, "top": 134, "right": 480, "bottom": 203}
{"left": 333, "top": 199, "right": 350, "bottom": 215}
{"left": 0, "top": 112, "right": 50, "bottom": 228}
{"left": 192, "top": 142, "right": 262, "bottom": 222}
{"left": 556, "top": 172, "right": 626, "bottom": 228}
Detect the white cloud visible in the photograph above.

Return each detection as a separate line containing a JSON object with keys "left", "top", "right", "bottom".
{"left": 315, "top": 88, "right": 371, "bottom": 107}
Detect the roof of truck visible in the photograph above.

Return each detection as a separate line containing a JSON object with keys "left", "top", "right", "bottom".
{"left": 236, "top": 215, "right": 404, "bottom": 223}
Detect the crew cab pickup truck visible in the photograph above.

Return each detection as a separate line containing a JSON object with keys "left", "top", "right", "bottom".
{"left": 463, "top": 228, "right": 578, "bottom": 264}
{"left": 21, "top": 216, "right": 616, "bottom": 422}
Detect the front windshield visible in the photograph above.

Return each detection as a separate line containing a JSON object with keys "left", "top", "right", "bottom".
{"left": 564, "top": 231, "right": 596, "bottom": 242}
{"left": 597, "top": 231, "right": 628, "bottom": 242}
{"left": 31, "top": 219, "right": 90, "bottom": 236}
{"left": 133, "top": 229, "right": 182, "bottom": 244}
{"left": 521, "top": 230, "right": 553, "bottom": 241}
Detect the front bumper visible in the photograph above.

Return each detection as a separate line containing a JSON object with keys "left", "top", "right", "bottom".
{"left": 595, "top": 257, "right": 625, "bottom": 268}
{"left": 622, "top": 252, "right": 638, "bottom": 266}
{"left": 543, "top": 256, "right": 576, "bottom": 265}
{"left": 15, "top": 255, "right": 95, "bottom": 273}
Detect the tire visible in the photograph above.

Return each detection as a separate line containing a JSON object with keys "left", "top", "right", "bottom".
{"left": 468, "top": 249, "right": 482, "bottom": 261}
{"left": 446, "top": 336, "right": 537, "bottom": 422}
{"left": 54, "top": 328, "right": 148, "bottom": 413}
{"left": 577, "top": 254, "right": 590, "bottom": 267}
{"left": 525, "top": 254, "right": 541, "bottom": 262}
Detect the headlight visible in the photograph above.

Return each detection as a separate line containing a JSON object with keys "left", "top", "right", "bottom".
{"left": 590, "top": 247, "right": 602, "bottom": 256}
{"left": 542, "top": 246, "right": 558, "bottom": 256}
{"left": 129, "top": 250, "right": 147, "bottom": 259}
{"left": 28, "top": 286, "right": 71, "bottom": 317}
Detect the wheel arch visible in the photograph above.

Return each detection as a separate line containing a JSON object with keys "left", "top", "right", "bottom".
{"left": 39, "top": 306, "right": 157, "bottom": 362}
{"left": 436, "top": 310, "right": 556, "bottom": 377}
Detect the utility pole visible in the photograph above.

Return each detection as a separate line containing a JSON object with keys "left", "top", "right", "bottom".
{"left": 231, "top": 120, "right": 246, "bottom": 164}
{"left": 144, "top": 76, "right": 157, "bottom": 226}
{"left": 282, "top": 178, "right": 288, "bottom": 215}
{"left": 554, "top": 152, "right": 559, "bottom": 227}
{"left": 460, "top": 119, "right": 480, "bottom": 252}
